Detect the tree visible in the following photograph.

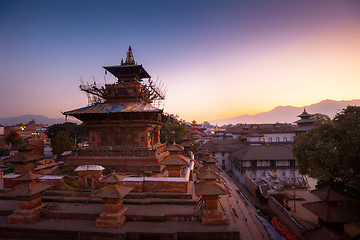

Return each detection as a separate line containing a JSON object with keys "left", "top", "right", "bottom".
{"left": 160, "top": 114, "right": 188, "bottom": 145}
{"left": 51, "top": 132, "right": 74, "bottom": 158}
{"left": 5, "top": 130, "right": 23, "bottom": 147}
{"left": 46, "top": 122, "right": 88, "bottom": 145}
{"left": 293, "top": 106, "right": 360, "bottom": 197}
{"left": 312, "top": 113, "right": 331, "bottom": 124}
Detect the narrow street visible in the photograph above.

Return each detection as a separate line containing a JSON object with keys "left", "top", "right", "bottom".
{"left": 219, "top": 171, "right": 270, "bottom": 239}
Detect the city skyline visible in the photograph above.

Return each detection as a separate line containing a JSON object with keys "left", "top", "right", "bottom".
{"left": 1, "top": 0, "right": 360, "bottom": 122}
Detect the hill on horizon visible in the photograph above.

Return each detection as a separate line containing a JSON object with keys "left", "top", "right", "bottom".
{"left": 0, "top": 114, "right": 81, "bottom": 126}
{"left": 210, "top": 99, "right": 360, "bottom": 126}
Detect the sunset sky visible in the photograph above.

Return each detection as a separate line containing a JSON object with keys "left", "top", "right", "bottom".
{"left": 1, "top": 0, "right": 360, "bottom": 123}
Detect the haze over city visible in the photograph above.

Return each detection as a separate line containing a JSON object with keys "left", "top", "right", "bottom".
{"left": 1, "top": 0, "right": 360, "bottom": 122}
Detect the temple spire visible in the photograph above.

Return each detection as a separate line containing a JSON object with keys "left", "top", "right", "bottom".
{"left": 125, "top": 45, "right": 135, "bottom": 64}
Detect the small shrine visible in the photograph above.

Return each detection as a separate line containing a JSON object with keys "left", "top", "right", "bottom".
{"left": 195, "top": 168, "right": 228, "bottom": 226}
{"left": 179, "top": 137, "right": 194, "bottom": 155}
{"left": 197, "top": 168, "right": 220, "bottom": 182}
{"left": 92, "top": 173, "right": 133, "bottom": 228}
{"left": 74, "top": 165, "right": 105, "bottom": 190}
{"left": 161, "top": 154, "right": 190, "bottom": 177}
{"left": 200, "top": 155, "right": 219, "bottom": 166}
{"left": 5, "top": 143, "right": 45, "bottom": 174}
{"left": 7, "top": 171, "right": 51, "bottom": 224}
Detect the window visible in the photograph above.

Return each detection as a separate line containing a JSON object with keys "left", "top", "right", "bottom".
{"left": 283, "top": 137, "right": 287, "bottom": 142}
{"left": 290, "top": 160, "right": 295, "bottom": 167}
{"left": 222, "top": 152, "right": 225, "bottom": 157}
{"left": 276, "top": 137, "right": 280, "bottom": 142}
{"left": 251, "top": 161, "right": 257, "bottom": 168}
{"left": 270, "top": 160, "right": 276, "bottom": 167}
{"left": 269, "top": 137, "right": 272, "bottom": 142}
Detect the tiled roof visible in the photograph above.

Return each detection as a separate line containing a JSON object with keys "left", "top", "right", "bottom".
{"left": 16, "top": 171, "right": 43, "bottom": 181}
{"left": 75, "top": 165, "right": 105, "bottom": 171}
{"left": 166, "top": 144, "right": 184, "bottom": 152}
{"left": 199, "top": 164, "right": 222, "bottom": 173}
{"left": 5, "top": 153, "right": 45, "bottom": 163}
{"left": 231, "top": 145, "right": 295, "bottom": 161}
{"left": 195, "top": 181, "right": 226, "bottom": 196}
{"left": 200, "top": 139, "right": 243, "bottom": 153}
{"left": 64, "top": 102, "right": 161, "bottom": 115}
{"left": 6, "top": 182, "right": 52, "bottom": 197}
{"left": 92, "top": 185, "right": 133, "bottom": 199}
{"left": 226, "top": 123, "right": 297, "bottom": 134}
{"left": 310, "top": 188, "right": 351, "bottom": 201}
{"left": 201, "top": 156, "right": 219, "bottom": 163}
{"left": 103, "top": 64, "right": 151, "bottom": 79}
{"left": 161, "top": 154, "right": 190, "bottom": 166}
{"left": 302, "top": 201, "right": 360, "bottom": 222}
{"left": 302, "top": 226, "right": 342, "bottom": 240}
{"left": 197, "top": 168, "right": 220, "bottom": 180}
{"left": 179, "top": 141, "right": 193, "bottom": 148}
{"left": 101, "top": 172, "right": 126, "bottom": 184}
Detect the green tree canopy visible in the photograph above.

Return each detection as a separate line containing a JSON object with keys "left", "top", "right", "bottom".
{"left": 160, "top": 114, "right": 188, "bottom": 145}
{"left": 51, "top": 132, "right": 75, "bottom": 157}
{"left": 46, "top": 122, "right": 87, "bottom": 158}
{"left": 5, "top": 130, "right": 23, "bottom": 147}
{"left": 46, "top": 122, "right": 87, "bottom": 143}
{"left": 293, "top": 106, "right": 360, "bottom": 197}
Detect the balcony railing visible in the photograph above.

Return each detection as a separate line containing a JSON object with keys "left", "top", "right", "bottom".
{"left": 233, "top": 162, "right": 297, "bottom": 170}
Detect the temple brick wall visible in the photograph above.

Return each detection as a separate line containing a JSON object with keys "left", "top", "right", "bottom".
{"left": 123, "top": 180, "right": 188, "bottom": 193}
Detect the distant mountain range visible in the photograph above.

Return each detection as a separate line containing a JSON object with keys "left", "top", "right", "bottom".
{"left": 210, "top": 99, "right": 360, "bottom": 126}
{"left": 0, "top": 114, "right": 80, "bottom": 126}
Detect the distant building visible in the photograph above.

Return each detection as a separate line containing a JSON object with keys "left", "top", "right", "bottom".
{"left": 226, "top": 123, "right": 297, "bottom": 144}
{"left": 295, "top": 108, "right": 316, "bottom": 133}
{"left": 230, "top": 144, "right": 304, "bottom": 187}
{"left": 199, "top": 139, "right": 243, "bottom": 170}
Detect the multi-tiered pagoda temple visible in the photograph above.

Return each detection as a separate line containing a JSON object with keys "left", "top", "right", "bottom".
{"left": 64, "top": 46, "right": 167, "bottom": 173}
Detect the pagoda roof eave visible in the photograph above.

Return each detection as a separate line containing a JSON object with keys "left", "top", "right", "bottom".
{"left": 161, "top": 155, "right": 190, "bottom": 166}
{"left": 63, "top": 102, "right": 162, "bottom": 116}
{"left": 195, "top": 182, "right": 226, "bottom": 196}
{"left": 103, "top": 64, "right": 151, "bottom": 79}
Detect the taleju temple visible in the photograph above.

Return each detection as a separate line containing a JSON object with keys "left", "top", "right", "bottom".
{"left": 64, "top": 46, "right": 167, "bottom": 173}
{"left": 0, "top": 47, "right": 242, "bottom": 239}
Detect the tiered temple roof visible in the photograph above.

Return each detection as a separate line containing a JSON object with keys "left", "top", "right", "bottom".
{"left": 195, "top": 182, "right": 226, "bottom": 196}
{"left": 161, "top": 154, "right": 190, "bottom": 166}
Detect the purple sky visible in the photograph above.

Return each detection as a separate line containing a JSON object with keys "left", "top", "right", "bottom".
{"left": 1, "top": 0, "right": 360, "bottom": 122}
